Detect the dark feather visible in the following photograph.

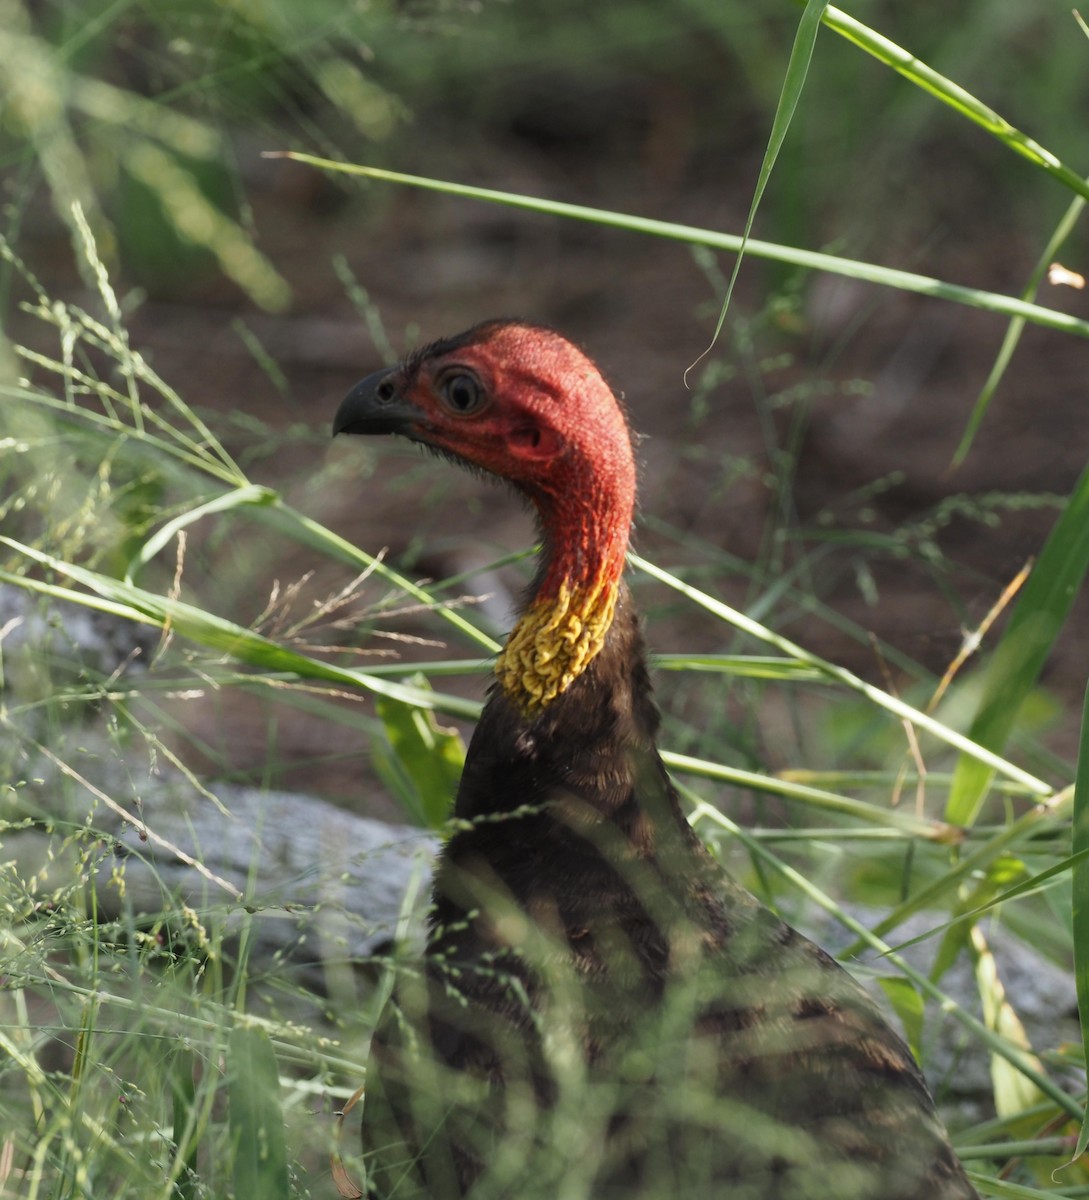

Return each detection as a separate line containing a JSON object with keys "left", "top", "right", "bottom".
{"left": 360, "top": 586, "right": 978, "bottom": 1199}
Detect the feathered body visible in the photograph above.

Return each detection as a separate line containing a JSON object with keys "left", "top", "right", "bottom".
{"left": 335, "top": 321, "right": 978, "bottom": 1200}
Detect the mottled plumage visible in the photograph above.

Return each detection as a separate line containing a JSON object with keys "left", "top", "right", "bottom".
{"left": 335, "top": 320, "right": 978, "bottom": 1199}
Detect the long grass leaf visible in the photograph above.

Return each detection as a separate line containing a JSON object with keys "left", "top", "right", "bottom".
{"left": 664, "top": 750, "right": 954, "bottom": 840}
{"left": 964, "top": 1171, "right": 1083, "bottom": 1198}
{"left": 375, "top": 674, "right": 466, "bottom": 831}
{"left": 700, "top": 0, "right": 828, "bottom": 353}
{"left": 838, "top": 788, "right": 1073, "bottom": 960}
{"left": 170, "top": 1044, "right": 199, "bottom": 1200}
{"left": 254, "top": 500, "right": 501, "bottom": 653}
{"left": 630, "top": 551, "right": 1052, "bottom": 797}
{"left": 275, "top": 154, "right": 1089, "bottom": 342}
{"left": 124, "top": 484, "right": 279, "bottom": 583}
{"left": 653, "top": 653, "right": 824, "bottom": 680}
{"left": 0, "top": 568, "right": 154, "bottom": 626}
{"left": 819, "top": 6, "right": 1089, "bottom": 202}
{"left": 1, "top": 537, "right": 483, "bottom": 718}
{"left": 1070, "top": 678, "right": 1089, "bottom": 1161}
{"left": 228, "top": 1025, "right": 289, "bottom": 1200}
{"left": 886, "top": 839, "right": 1089, "bottom": 959}
{"left": 3, "top": 382, "right": 246, "bottom": 486}
{"left": 946, "top": 463, "right": 1089, "bottom": 825}
{"left": 971, "top": 924, "right": 1046, "bottom": 1118}
{"left": 687, "top": 794, "right": 1079, "bottom": 1121}
{"left": 952, "top": 194, "right": 1087, "bottom": 466}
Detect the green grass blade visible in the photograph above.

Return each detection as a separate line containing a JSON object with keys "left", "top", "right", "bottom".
{"left": 946, "top": 463, "right": 1089, "bottom": 825}
{"left": 819, "top": 6, "right": 1089, "bottom": 202}
{"left": 664, "top": 750, "right": 955, "bottom": 841}
{"left": 892, "top": 841, "right": 1089, "bottom": 956}
{"left": 228, "top": 1025, "right": 289, "bottom": 1200}
{"left": 3, "top": 381, "right": 247, "bottom": 487}
{"left": 958, "top": 1138, "right": 1080, "bottom": 1162}
{"left": 124, "top": 484, "right": 278, "bottom": 584}
{"left": 310, "top": 658, "right": 487, "bottom": 678}
{"left": 169, "top": 1043, "right": 199, "bottom": 1200}
{"left": 687, "top": 793, "right": 1080, "bottom": 1122}
{"left": 952, "top": 193, "right": 1087, "bottom": 466}
{"left": 701, "top": 0, "right": 828, "bottom": 351}
{"left": 124, "top": 479, "right": 499, "bottom": 651}
{"left": 652, "top": 653, "right": 825, "bottom": 680}
{"left": 0, "top": 567, "right": 154, "bottom": 626}
{"left": 971, "top": 924, "right": 1046, "bottom": 1119}
{"left": 630, "top": 550, "right": 1052, "bottom": 798}
{"left": 876, "top": 976, "right": 924, "bottom": 1061}
{"left": 276, "top": 153, "right": 1089, "bottom": 342}
{"left": 1070, "top": 678, "right": 1089, "bottom": 1161}
{"left": 1, "top": 536, "right": 483, "bottom": 719}
{"left": 255, "top": 499, "right": 501, "bottom": 654}
{"left": 118, "top": 481, "right": 500, "bottom": 653}
{"left": 965, "top": 1171, "right": 1083, "bottom": 1199}
{"left": 375, "top": 674, "right": 466, "bottom": 830}
{"left": 837, "top": 788, "right": 1073, "bottom": 961}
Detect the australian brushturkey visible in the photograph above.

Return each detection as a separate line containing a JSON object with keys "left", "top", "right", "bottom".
{"left": 334, "top": 320, "right": 979, "bottom": 1200}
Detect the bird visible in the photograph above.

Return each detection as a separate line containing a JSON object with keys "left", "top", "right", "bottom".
{"left": 333, "top": 319, "right": 979, "bottom": 1200}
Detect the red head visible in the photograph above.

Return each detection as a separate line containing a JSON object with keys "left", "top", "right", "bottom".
{"left": 337, "top": 320, "right": 633, "bottom": 510}
{"left": 336, "top": 320, "right": 639, "bottom": 710}
{"left": 336, "top": 319, "right": 636, "bottom": 597}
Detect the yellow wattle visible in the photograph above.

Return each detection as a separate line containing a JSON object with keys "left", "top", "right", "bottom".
{"left": 495, "top": 576, "right": 619, "bottom": 711}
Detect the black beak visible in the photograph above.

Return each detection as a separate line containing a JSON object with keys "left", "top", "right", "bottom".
{"left": 333, "top": 367, "right": 422, "bottom": 438}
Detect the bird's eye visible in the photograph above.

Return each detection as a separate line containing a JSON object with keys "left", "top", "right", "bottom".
{"left": 438, "top": 371, "right": 486, "bottom": 415}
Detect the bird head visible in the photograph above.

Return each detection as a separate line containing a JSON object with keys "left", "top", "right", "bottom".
{"left": 335, "top": 319, "right": 638, "bottom": 711}
{"left": 334, "top": 319, "right": 635, "bottom": 511}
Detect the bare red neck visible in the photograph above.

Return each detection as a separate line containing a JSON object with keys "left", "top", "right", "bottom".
{"left": 496, "top": 431, "right": 635, "bottom": 712}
